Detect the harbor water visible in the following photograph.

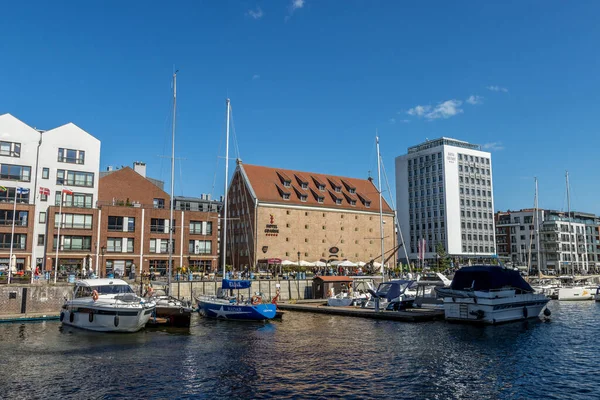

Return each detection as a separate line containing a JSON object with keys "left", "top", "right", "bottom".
{"left": 1, "top": 301, "right": 599, "bottom": 399}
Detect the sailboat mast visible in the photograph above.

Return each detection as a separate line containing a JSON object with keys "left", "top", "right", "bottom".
{"left": 566, "top": 171, "right": 573, "bottom": 275}
{"left": 535, "top": 177, "right": 541, "bottom": 273}
{"left": 376, "top": 134, "right": 385, "bottom": 282}
{"left": 222, "top": 99, "right": 231, "bottom": 278}
{"left": 168, "top": 71, "right": 177, "bottom": 288}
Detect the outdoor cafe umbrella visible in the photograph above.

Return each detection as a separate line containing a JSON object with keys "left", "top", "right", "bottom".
{"left": 337, "top": 260, "right": 357, "bottom": 267}
{"left": 298, "top": 260, "right": 314, "bottom": 267}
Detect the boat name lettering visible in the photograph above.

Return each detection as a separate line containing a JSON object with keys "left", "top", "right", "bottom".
{"left": 226, "top": 307, "right": 243, "bottom": 312}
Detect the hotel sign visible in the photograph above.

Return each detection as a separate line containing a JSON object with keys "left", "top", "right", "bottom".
{"left": 265, "top": 214, "right": 279, "bottom": 237}
{"left": 446, "top": 152, "right": 456, "bottom": 164}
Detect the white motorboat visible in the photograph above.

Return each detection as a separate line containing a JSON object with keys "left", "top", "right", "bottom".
{"left": 61, "top": 279, "right": 156, "bottom": 332}
{"left": 362, "top": 280, "right": 417, "bottom": 310}
{"left": 557, "top": 286, "right": 594, "bottom": 301}
{"left": 327, "top": 278, "right": 376, "bottom": 307}
{"left": 436, "top": 266, "right": 550, "bottom": 324}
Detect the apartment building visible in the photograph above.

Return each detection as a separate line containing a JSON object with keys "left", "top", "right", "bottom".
{"left": 0, "top": 113, "right": 101, "bottom": 275}
{"left": 395, "top": 137, "right": 496, "bottom": 264}
{"left": 494, "top": 209, "right": 544, "bottom": 269}
{"left": 224, "top": 160, "right": 396, "bottom": 270}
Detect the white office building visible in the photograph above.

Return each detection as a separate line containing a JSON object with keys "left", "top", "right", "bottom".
{"left": 395, "top": 137, "right": 496, "bottom": 263}
{"left": 0, "top": 113, "right": 100, "bottom": 274}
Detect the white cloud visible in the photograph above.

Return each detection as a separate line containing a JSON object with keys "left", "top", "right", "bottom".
{"left": 424, "top": 99, "right": 463, "bottom": 120}
{"left": 466, "top": 95, "right": 483, "bottom": 105}
{"left": 291, "top": 0, "right": 305, "bottom": 10}
{"left": 486, "top": 85, "right": 508, "bottom": 93}
{"left": 389, "top": 118, "right": 396, "bottom": 124}
{"left": 406, "top": 105, "right": 431, "bottom": 117}
{"left": 247, "top": 7, "right": 264, "bottom": 19}
{"left": 252, "top": 74, "right": 260, "bottom": 80}
{"left": 482, "top": 142, "right": 504, "bottom": 151}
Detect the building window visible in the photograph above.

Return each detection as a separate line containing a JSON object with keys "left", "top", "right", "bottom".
{"left": 56, "top": 170, "right": 94, "bottom": 187}
{"left": 37, "top": 234, "right": 45, "bottom": 246}
{"left": 42, "top": 168, "right": 49, "bottom": 179}
{"left": 318, "top": 196, "right": 324, "bottom": 203}
{"left": 335, "top": 199, "right": 342, "bottom": 205}
{"left": 39, "top": 212, "right": 46, "bottom": 224}
{"left": 0, "top": 141, "right": 21, "bottom": 157}
{"left": 55, "top": 213, "right": 92, "bottom": 229}
{"left": 189, "top": 240, "right": 212, "bottom": 254}
{"left": 58, "top": 148, "right": 85, "bottom": 164}
{"left": 0, "top": 164, "right": 31, "bottom": 181}
{"left": 40, "top": 193, "right": 47, "bottom": 202}
{"left": 150, "top": 218, "right": 171, "bottom": 233}
{"left": 190, "top": 221, "right": 207, "bottom": 235}
{"left": 153, "top": 198, "right": 165, "bottom": 209}
{"left": 300, "top": 195, "right": 307, "bottom": 202}
{"left": 149, "top": 259, "right": 168, "bottom": 275}
{"left": 0, "top": 233, "right": 26, "bottom": 249}
{"left": 283, "top": 193, "right": 290, "bottom": 200}
{"left": 55, "top": 192, "right": 93, "bottom": 208}
{"left": 53, "top": 235, "right": 91, "bottom": 251}
{"left": 107, "top": 238, "right": 123, "bottom": 253}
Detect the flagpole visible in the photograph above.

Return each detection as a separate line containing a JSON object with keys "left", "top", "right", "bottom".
{"left": 54, "top": 190, "right": 64, "bottom": 283}
{"left": 8, "top": 188, "right": 18, "bottom": 285}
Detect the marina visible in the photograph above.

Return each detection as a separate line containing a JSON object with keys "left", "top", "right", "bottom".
{"left": 1, "top": 301, "right": 599, "bottom": 399}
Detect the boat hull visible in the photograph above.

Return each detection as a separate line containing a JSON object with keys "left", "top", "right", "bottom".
{"left": 153, "top": 304, "right": 193, "bottom": 327}
{"left": 557, "top": 287, "right": 594, "bottom": 301}
{"left": 327, "top": 298, "right": 354, "bottom": 307}
{"left": 441, "top": 294, "right": 549, "bottom": 324}
{"left": 61, "top": 305, "right": 155, "bottom": 333}
{"left": 198, "top": 299, "right": 276, "bottom": 321}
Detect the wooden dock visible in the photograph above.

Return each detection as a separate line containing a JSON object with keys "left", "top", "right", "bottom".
{"left": 276, "top": 302, "right": 444, "bottom": 322}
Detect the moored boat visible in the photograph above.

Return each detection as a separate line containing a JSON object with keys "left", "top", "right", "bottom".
{"left": 61, "top": 279, "right": 156, "bottom": 332}
{"left": 436, "top": 266, "right": 550, "bottom": 324}
{"left": 197, "top": 279, "right": 276, "bottom": 321}
{"left": 146, "top": 282, "right": 193, "bottom": 327}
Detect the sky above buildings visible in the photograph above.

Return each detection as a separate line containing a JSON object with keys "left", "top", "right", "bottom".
{"left": 1, "top": 1, "right": 599, "bottom": 213}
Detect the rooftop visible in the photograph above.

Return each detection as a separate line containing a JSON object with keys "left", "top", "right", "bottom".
{"left": 407, "top": 137, "right": 481, "bottom": 154}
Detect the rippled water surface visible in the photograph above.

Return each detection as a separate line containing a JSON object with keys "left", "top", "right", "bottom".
{"left": 1, "top": 301, "right": 599, "bottom": 399}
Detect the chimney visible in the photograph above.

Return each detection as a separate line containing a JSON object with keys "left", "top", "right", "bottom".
{"left": 133, "top": 161, "right": 146, "bottom": 177}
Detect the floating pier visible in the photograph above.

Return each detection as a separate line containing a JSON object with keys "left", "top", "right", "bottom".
{"left": 0, "top": 313, "right": 60, "bottom": 323}
{"left": 276, "top": 302, "right": 444, "bottom": 322}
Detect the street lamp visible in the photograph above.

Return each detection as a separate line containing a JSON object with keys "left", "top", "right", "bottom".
{"left": 101, "top": 246, "right": 106, "bottom": 277}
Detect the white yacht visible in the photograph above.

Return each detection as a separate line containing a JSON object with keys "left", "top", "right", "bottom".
{"left": 327, "top": 278, "right": 376, "bottom": 307}
{"left": 61, "top": 279, "right": 156, "bottom": 332}
{"left": 436, "top": 266, "right": 550, "bottom": 324}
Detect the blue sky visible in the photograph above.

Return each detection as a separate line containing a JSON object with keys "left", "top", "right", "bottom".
{"left": 1, "top": 1, "right": 599, "bottom": 213}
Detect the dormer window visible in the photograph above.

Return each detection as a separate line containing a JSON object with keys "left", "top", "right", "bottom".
{"left": 283, "top": 193, "right": 290, "bottom": 200}
{"left": 349, "top": 188, "right": 356, "bottom": 194}
{"left": 350, "top": 200, "right": 356, "bottom": 206}
{"left": 365, "top": 201, "right": 371, "bottom": 208}
{"left": 301, "top": 183, "right": 308, "bottom": 189}
{"left": 283, "top": 180, "right": 291, "bottom": 188}
{"left": 335, "top": 187, "right": 341, "bottom": 193}
{"left": 300, "top": 195, "right": 307, "bottom": 202}
{"left": 336, "top": 198, "right": 342, "bottom": 205}
{"left": 317, "top": 196, "right": 324, "bottom": 204}
{"left": 318, "top": 184, "right": 325, "bottom": 191}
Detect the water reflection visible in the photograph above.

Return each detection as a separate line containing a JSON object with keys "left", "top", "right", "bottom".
{"left": 0, "top": 302, "right": 599, "bottom": 399}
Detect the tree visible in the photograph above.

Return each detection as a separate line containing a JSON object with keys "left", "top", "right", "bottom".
{"left": 435, "top": 243, "right": 451, "bottom": 272}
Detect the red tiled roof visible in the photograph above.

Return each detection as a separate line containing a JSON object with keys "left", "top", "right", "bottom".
{"left": 240, "top": 163, "right": 393, "bottom": 213}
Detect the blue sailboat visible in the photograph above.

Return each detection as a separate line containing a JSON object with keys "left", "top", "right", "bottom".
{"left": 197, "top": 99, "right": 276, "bottom": 322}
{"left": 197, "top": 279, "right": 277, "bottom": 321}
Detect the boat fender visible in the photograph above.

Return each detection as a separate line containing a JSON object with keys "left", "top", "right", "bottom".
{"left": 69, "top": 312, "right": 74, "bottom": 323}
{"left": 473, "top": 298, "right": 477, "bottom": 304}
{"left": 60, "top": 312, "right": 65, "bottom": 322}
{"left": 179, "top": 307, "right": 184, "bottom": 314}
{"left": 251, "top": 295, "right": 262, "bottom": 305}
{"left": 89, "top": 312, "right": 94, "bottom": 323}
{"left": 92, "top": 290, "right": 99, "bottom": 302}
{"left": 543, "top": 308, "right": 551, "bottom": 317}
{"left": 522, "top": 306, "right": 528, "bottom": 318}
{"left": 114, "top": 315, "right": 120, "bottom": 327}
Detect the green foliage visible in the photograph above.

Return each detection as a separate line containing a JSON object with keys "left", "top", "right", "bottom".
{"left": 435, "top": 242, "right": 451, "bottom": 271}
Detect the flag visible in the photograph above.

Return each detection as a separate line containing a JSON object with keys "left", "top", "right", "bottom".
{"left": 62, "top": 188, "right": 73, "bottom": 195}
{"left": 16, "top": 188, "right": 29, "bottom": 195}
{"left": 0, "top": 186, "right": 6, "bottom": 192}
{"left": 39, "top": 187, "right": 50, "bottom": 195}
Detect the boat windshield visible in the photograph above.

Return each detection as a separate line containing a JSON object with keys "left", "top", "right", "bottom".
{"left": 93, "top": 285, "right": 134, "bottom": 295}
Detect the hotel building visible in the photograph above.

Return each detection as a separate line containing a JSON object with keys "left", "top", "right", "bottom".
{"left": 224, "top": 161, "right": 396, "bottom": 270}
{"left": 395, "top": 137, "right": 496, "bottom": 264}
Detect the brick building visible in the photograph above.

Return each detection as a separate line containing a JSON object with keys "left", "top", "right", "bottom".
{"left": 225, "top": 161, "right": 396, "bottom": 270}
{"left": 46, "top": 166, "right": 219, "bottom": 278}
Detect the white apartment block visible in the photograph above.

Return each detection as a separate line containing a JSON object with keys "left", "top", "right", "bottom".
{"left": 495, "top": 209, "right": 545, "bottom": 269}
{"left": 395, "top": 137, "right": 496, "bottom": 262}
{"left": 0, "top": 113, "right": 100, "bottom": 273}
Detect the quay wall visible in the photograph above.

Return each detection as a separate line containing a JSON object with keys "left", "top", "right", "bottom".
{"left": 0, "top": 284, "right": 73, "bottom": 316}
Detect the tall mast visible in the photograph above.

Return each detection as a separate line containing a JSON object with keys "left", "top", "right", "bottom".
{"left": 376, "top": 134, "right": 385, "bottom": 282}
{"left": 535, "top": 177, "right": 541, "bottom": 274}
{"left": 566, "top": 171, "right": 573, "bottom": 275}
{"left": 222, "top": 99, "right": 231, "bottom": 278}
{"left": 168, "top": 71, "right": 177, "bottom": 288}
